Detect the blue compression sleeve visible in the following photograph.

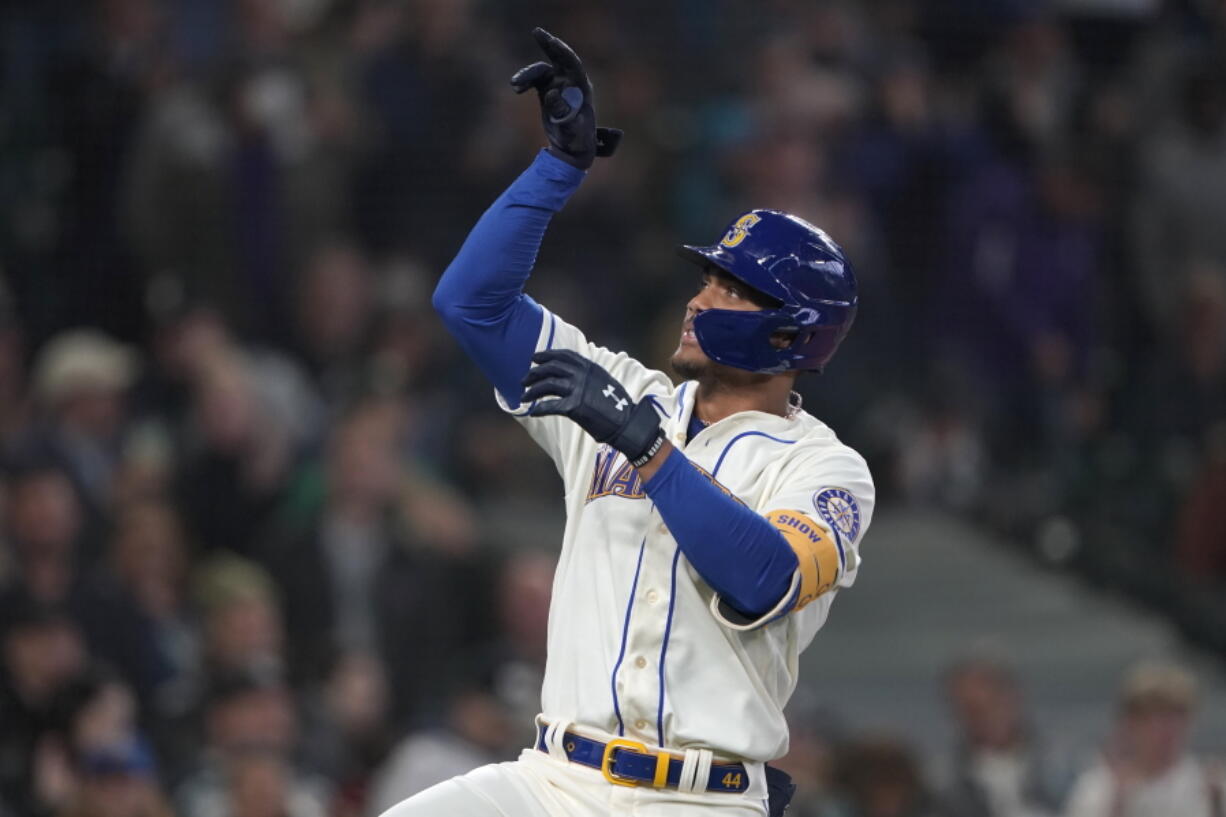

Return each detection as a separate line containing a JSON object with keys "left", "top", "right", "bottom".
{"left": 433, "top": 151, "right": 586, "bottom": 403}
{"left": 643, "top": 448, "right": 799, "bottom": 618}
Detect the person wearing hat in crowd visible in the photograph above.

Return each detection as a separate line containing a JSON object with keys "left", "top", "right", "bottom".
{"left": 22, "top": 330, "right": 140, "bottom": 540}
{"left": 1063, "top": 661, "right": 1224, "bottom": 817}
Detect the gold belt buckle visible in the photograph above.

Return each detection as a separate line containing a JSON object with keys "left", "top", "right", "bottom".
{"left": 601, "top": 738, "right": 646, "bottom": 787}
{"left": 600, "top": 738, "right": 671, "bottom": 788}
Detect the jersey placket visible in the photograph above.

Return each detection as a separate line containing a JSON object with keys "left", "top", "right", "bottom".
{"left": 614, "top": 521, "right": 675, "bottom": 744}
{"left": 611, "top": 401, "right": 693, "bottom": 747}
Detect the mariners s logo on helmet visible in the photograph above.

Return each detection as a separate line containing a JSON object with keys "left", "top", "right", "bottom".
{"left": 720, "top": 213, "right": 762, "bottom": 248}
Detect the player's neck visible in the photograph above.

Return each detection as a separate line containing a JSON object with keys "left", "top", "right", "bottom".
{"left": 694, "top": 375, "right": 796, "bottom": 423}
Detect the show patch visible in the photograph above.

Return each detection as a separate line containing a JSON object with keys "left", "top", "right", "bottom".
{"left": 812, "top": 487, "right": 861, "bottom": 544}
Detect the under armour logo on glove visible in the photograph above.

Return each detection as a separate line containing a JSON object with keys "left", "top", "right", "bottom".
{"left": 521, "top": 350, "right": 663, "bottom": 466}
{"left": 602, "top": 384, "right": 628, "bottom": 411}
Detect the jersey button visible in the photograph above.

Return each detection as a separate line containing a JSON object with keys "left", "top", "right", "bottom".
{"left": 635, "top": 719, "right": 649, "bottom": 731}
{"left": 634, "top": 656, "right": 647, "bottom": 669}
{"left": 656, "top": 523, "right": 668, "bottom": 535}
{"left": 645, "top": 590, "right": 659, "bottom": 604}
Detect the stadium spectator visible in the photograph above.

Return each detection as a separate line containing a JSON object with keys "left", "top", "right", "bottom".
{"left": 297, "top": 650, "right": 393, "bottom": 815}
{"left": 834, "top": 735, "right": 943, "bottom": 817}
{"left": 138, "top": 298, "right": 323, "bottom": 454}
{"left": 3, "top": 464, "right": 88, "bottom": 604}
{"left": 890, "top": 371, "right": 990, "bottom": 512}
{"left": 194, "top": 555, "right": 285, "bottom": 681}
{"left": 108, "top": 501, "right": 200, "bottom": 716}
{"left": 939, "top": 653, "right": 1065, "bottom": 817}
{"left": 292, "top": 240, "right": 377, "bottom": 409}
{"left": 1131, "top": 266, "right": 1226, "bottom": 457}
{"left": 479, "top": 550, "right": 553, "bottom": 729}
{"left": 43, "top": 0, "right": 168, "bottom": 344}
{"left": 938, "top": 142, "right": 1102, "bottom": 467}
{"left": 52, "top": 667, "right": 141, "bottom": 761}
{"left": 0, "top": 595, "right": 89, "bottom": 815}
{"left": 261, "top": 399, "right": 489, "bottom": 719}
{"left": 175, "top": 664, "right": 328, "bottom": 817}
{"left": 55, "top": 737, "right": 175, "bottom": 817}
{"left": 125, "top": 1, "right": 361, "bottom": 346}
{"left": 39, "top": 668, "right": 164, "bottom": 817}
{"left": 1132, "top": 57, "right": 1226, "bottom": 337}
{"left": 365, "top": 681, "right": 513, "bottom": 815}
{"left": 1, "top": 463, "right": 166, "bottom": 697}
{"left": 224, "top": 748, "right": 328, "bottom": 817}
{"left": 1063, "top": 661, "right": 1222, "bottom": 817}
{"left": 175, "top": 352, "right": 296, "bottom": 557}
{"left": 22, "top": 330, "right": 140, "bottom": 539}
{"left": 364, "top": 550, "right": 552, "bottom": 813}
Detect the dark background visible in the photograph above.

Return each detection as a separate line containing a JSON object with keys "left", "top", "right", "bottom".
{"left": 0, "top": 1, "right": 1224, "bottom": 816}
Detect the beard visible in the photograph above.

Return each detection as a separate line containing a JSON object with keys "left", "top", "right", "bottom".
{"left": 671, "top": 355, "right": 711, "bottom": 380}
{"left": 670, "top": 347, "right": 773, "bottom": 388}
{"left": 670, "top": 348, "right": 710, "bottom": 380}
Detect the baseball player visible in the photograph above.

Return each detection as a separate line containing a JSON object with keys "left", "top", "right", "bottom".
{"left": 385, "top": 28, "right": 874, "bottom": 817}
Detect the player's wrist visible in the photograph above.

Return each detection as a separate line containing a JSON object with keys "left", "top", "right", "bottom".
{"left": 628, "top": 429, "right": 666, "bottom": 468}
{"left": 615, "top": 401, "right": 665, "bottom": 467}
{"left": 545, "top": 145, "right": 592, "bottom": 170}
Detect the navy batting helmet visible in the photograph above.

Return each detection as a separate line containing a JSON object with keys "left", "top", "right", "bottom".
{"left": 677, "top": 210, "right": 858, "bottom": 374}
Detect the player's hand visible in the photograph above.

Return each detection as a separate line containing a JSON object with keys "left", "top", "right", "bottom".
{"left": 521, "top": 350, "right": 662, "bottom": 464}
{"left": 510, "top": 27, "right": 622, "bottom": 169}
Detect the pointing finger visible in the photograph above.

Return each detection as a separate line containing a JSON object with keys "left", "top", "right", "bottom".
{"left": 532, "top": 27, "right": 583, "bottom": 76}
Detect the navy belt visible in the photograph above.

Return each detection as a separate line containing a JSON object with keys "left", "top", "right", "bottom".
{"left": 535, "top": 725, "right": 750, "bottom": 793}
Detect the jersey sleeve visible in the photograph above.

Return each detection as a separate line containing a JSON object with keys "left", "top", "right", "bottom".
{"left": 494, "top": 307, "right": 674, "bottom": 481}
{"left": 708, "top": 443, "right": 875, "bottom": 630}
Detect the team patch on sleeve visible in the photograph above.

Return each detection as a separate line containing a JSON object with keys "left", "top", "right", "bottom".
{"left": 765, "top": 510, "right": 840, "bottom": 610}
{"left": 812, "top": 487, "right": 861, "bottom": 545}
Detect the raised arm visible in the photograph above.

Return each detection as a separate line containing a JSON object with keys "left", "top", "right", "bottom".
{"left": 432, "top": 28, "right": 621, "bottom": 403}
{"left": 432, "top": 152, "right": 583, "bottom": 402}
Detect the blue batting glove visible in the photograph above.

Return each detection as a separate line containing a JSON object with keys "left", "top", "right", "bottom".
{"left": 521, "top": 350, "right": 663, "bottom": 466}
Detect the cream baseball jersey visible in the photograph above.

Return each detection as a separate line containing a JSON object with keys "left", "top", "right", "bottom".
{"left": 497, "top": 307, "right": 875, "bottom": 764}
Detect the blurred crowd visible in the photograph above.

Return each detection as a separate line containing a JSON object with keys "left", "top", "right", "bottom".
{"left": 1, "top": 0, "right": 1226, "bottom": 815}
{"left": 774, "top": 655, "right": 1224, "bottom": 817}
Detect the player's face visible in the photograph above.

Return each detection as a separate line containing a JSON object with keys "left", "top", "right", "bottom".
{"left": 671, "top": 268, "right": 771, "bottom": 379}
